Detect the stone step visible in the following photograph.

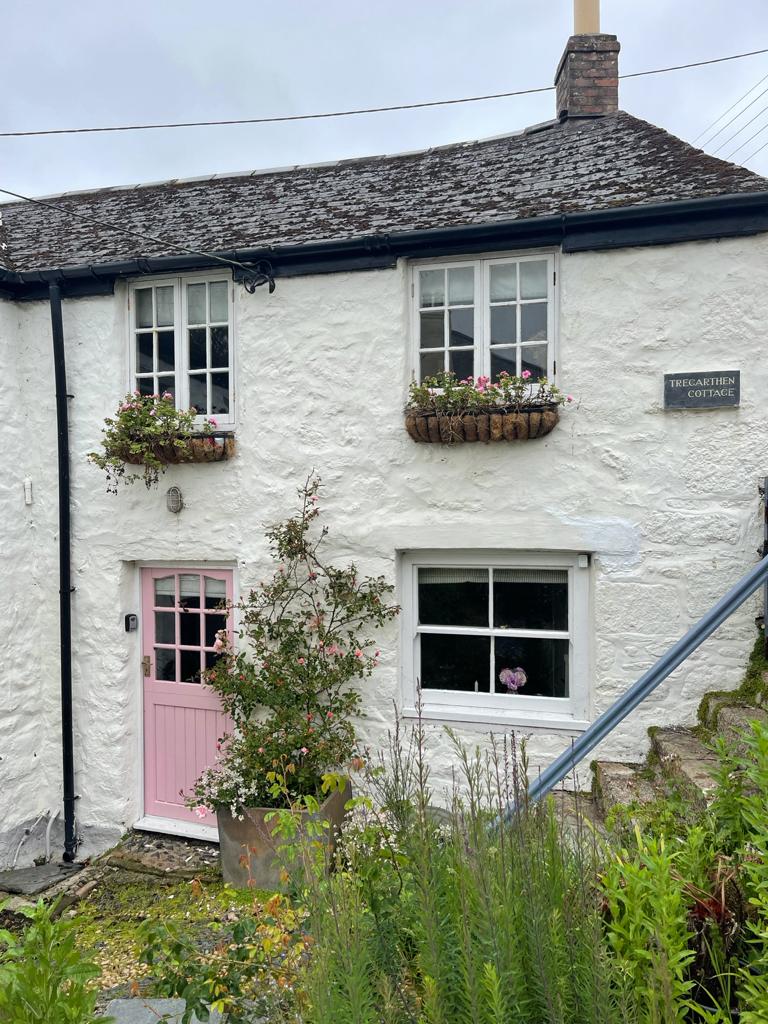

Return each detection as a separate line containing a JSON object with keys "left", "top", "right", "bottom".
{"left": 714, "top": 704, "right": 768, "bottom": 754}
{"left": 651, "top": 728, "right": 719, "bottom": 808}
{"left": 592, "top": 761, "right": 657, "bottom": 817}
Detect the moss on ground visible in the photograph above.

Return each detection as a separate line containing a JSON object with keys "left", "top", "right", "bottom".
{"left": 696, "top": 634, "right": 768, "bottom": 735}
{"left": 74, "top": 868, "right": 262, "bottom": 991}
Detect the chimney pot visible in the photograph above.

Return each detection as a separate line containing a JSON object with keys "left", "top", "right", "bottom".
{"left": 574, "top": 0, "right": 600, "bottom": 35}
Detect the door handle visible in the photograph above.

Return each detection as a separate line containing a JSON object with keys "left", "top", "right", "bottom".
{"left": 142, "top": 655, "right": 151, "bottom": 677}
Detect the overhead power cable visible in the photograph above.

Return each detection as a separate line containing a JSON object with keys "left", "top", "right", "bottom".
{"left": 693, "top": 70, "right": 768, "bottom": 144}
{"left": 0, "top": 185, "right": 274, "bottom": 287}
{"left": 723, "top": 115, "right": 768, "bottom": 160}
{"left": 0, "top": 47, "right": 767, "bottom": 139}
{"left": 742, "top": 135, "right": 768, "bottom": 163}
{"left": 712, "top": 99, "right": 768, "bottom": 153}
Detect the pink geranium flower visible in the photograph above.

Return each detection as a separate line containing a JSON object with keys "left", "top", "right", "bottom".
{"left": 522, "top": 370, "right": 532, "bottom": 380}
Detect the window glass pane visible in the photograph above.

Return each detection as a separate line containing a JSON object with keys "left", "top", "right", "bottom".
{"left": 180, "top": 612, "right": 201, "bottom": 646}
{"left": 138, "top": 377, "right": 155, "bottom": 396}
{"left": 209, "top": 281, "right": 228, "bottom": 323}
{"left": 180, "top": 649, "right": 202, "bottom": 683}
{"left": 521, "top": 345, "right": 548, "bottom": 381}
{"left": 420, "top": 634, "right": 490, "bottom": 692}
{"left": 420, "top": 269, "right": 445, "bottom": 308}
{"left": 521, "top": 303, "right": 547, "bottom": 342}
{"left": 211, "top": 326, "right": 228, "bottom": 367}
{"left": 157, "top": 331, "right": 175, "bottom": 372}
{"left": 155, "top": 611, "right": 175, "bottom": 644}
{"left": 188, "top": 328, "right": 207, "bottom": 370}
{"left": 205, "top": 577, "right": 227, "bottom": 608}
{"left": 490, "top": 306, "right": 516, "bottom": 346}
{"left": 490, "top": 264, "right": 517, "bottom": 302}
{"left": 211, "top": 373, "right": 230, "bottom": 416}
{"left": 448, "top": 267, "right": 474, "bottom": 305}
{"left": 154, "top": 576, "right": 175, "bottom": 606}
{"left": 137, "top": 334, "right": 153, "bottom": 374}
{"left": 418, "top": 568, "right": 488, "bottom": 627}
{"left": 493, "top": 569, "right": 568, "bottom": 631}
{"left": 156, "top": 286, "right": 174, "bottom": 327}
{"left": 490, "top": 348, "right": 517, "bottom": 380}
{"left": 179, "top": 574, "right": 200, "bottom": 608}
{"left": 520, "top": 260, "right": 548, "bottom": 300}
{"left": 494, "top": 636, "right": 569, "bottom": 698}
{"left": 187, "top": 283, "right": 206, "bottom": 325}
{"left": 157, "top": 376, "right": 175, "bottom": 401}
{"left": 205, "top": 613, "right": 227, "bottom": 647}
{"left": 420, "top": 351, "right": 444, "bottom": 380}
{"left": 450, "top": 349, "right": 474, "bottom": 379}
{"left": 155, "top": 647, "right": 176, "bottom": 681}
{"left": 136, "top": 288, "right": 153, "bottom": 328}
{"left": 420, "top": 311, "right": 444, "bottom": 349}
{"left": 189, "top": 373, "right": 207, "bottom": 413}
{"left": 449, "top": 308, "right": 473, "bottom": 347}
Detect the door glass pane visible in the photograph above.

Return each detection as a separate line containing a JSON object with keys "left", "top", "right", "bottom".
{"left": 205, "top": 650, "right": 223, "bottom": 671}
{"left": 180, "top": 612, "right": 201, "bottom": 646}
{"left": 419, "top": 269, "right": 444, "bottom": 308}
{"left": 189, "top": 374, "right": 207, "bottom": 413}
{"left": 211, "top": 326, "right": 228, "bottom": 367}
{"left": 157, "top": 331, "right": 175, "bottom": 372}
{"left": 209, "top": 281, "right": 228, "bottom": 322}
{"left": 449, "top": 349, "right": 474, "bottom": 379}
{"left": 449, "top": 308, "right": 473, "bottom": 347}
{"left": 420, "top": 311, "right": 444, "bottom": 349}
{"left": 155, "top": 647, "right": 176, "bottom": 681}
{"left": 494, "top": 636, "right": 569, "bottom": 698}
{"left": 448, "top": 267, "right": 473, "bottom": 305}
{"left": 490, "top": 264, "right": 517, "bottom": 302}
{"left": 520, "top": 260, "right": 548, "bottom": 300}
{"left": 187, "top": 283, "right": 206, "bottom": 325}
{"left": 211, "top": 373, "right": 230, "bottom": 416}
{"left": 136, "top": 288, "right": 153, "bottom": 328}
{"left": 521, "top": 345, "right": 548, "bottom": 381}
{"left": 420, "top": 634, "right": 490, "bottom": 692}
{"left": 154, "top": 576, "right": 175, "bottom": 606}
{"left": 188, "top": 328, "right": 207, "bottom": 370}
{"left": 179, "top": 574, "right": 200, "bottom": 608}
{"left": 493, "top": 569, "right": 568, "bottom": 630}
{"left": 490, "top": 306, "right": 516, "bottom": 346}
{"left": 137, "top": 334, "right": 153, "bottom": 374}
{"left": 521, "top": 303, "right": 547, "bottom": 342}
{"left": 205, "top": 613, "right": 227, "bottom": 647}
{"left": 180, "top": 649, "right": 202, "bottom": 683}
{"left": 420, "top": 351, "right": 443, "bottom": 380}
{"left": 156, "top": 286, "right": 175, "bottom": 327}
{"left": 155, "top": 611, "right": 175, "bottom": 644}
{"left": 418, "top": 568, "right": 488, "bottom": 627}
{"left": 491, "top": 348, "right": 517, "bottom": 380}
{"left": 205, "top": 576, "right": 227, "bottom": 608}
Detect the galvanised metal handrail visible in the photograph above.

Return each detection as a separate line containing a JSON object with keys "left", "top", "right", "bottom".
{"left": 516, "top": 551, "right": 768, "bottom": 814}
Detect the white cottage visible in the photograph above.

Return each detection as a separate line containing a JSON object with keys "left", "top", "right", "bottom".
{"left": 2, "top": 7, "right": 768, "bottom": 866}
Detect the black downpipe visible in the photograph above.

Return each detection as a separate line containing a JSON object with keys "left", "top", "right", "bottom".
{"left": 49, "top": 282, "right": 77, "bottom": 862}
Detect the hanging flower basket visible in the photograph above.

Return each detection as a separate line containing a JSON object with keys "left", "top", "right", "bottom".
{"left": 405, "top": 371, "right": 572, "bottom": 445}
{"left": 406, "top": 405, "right": 559, "bottom": 444}
{"left": 119, "top": 433, "right": 235, "bottom": 465}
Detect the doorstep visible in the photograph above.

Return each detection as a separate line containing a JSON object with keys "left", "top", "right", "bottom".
{"left": 133, "top": 815, "right": 218, "bottom": 844}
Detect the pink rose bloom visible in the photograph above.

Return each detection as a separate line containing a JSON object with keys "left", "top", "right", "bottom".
{"left": 300, "top": 746, "right": 309, "bottom": 755}
{"left": 297, "top": 657, "right": 305, "bottom": 665}
{"left": 354, "top": 649, "right": 363, "bottom": 659}
{"left": 208, "top": 417, "right": 218, "bottom": 428}
{"left": 567, "top": 395, "right": 574, "bottom": 402}
{"left": 522, "top": 370, "right": 532, "bottom": 380}
{"left": 193, "top": 805, "right": 210, "bottom": 819}
{"left": 212, "top": 630, "right": 227, "bottom": 653}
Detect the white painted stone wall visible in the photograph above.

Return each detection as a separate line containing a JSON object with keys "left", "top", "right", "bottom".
{"left": 2, "top": 232, "right": 767, "bottom": 865}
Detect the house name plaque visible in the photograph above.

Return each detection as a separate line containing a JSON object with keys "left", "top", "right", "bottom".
{"left": 663, "top": 371, "right": 740, "bottom": 410}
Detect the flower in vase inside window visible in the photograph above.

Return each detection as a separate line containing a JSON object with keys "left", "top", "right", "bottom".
{"left": 499, "top": 667, "right": 527, "bottom": 692}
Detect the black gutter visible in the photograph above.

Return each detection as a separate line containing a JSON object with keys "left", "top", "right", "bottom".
{"left": 4, "top": 191, "right": 768, "bottom": 299}
{"left": 48, "top": 282, "right": 77, "bottom": 863}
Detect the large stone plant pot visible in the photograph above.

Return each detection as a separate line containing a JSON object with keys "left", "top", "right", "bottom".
{"left": 217, "top": 783, "right": 351, "bottom": 890}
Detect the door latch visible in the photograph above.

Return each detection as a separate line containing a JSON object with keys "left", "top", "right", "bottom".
{"left": 142, "top": 655, "right": 151, "bottom": 677}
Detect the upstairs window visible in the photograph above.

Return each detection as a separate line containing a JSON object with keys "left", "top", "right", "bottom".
{"left": 130, "top": 275, "right": 234, "bottom": 426}
{"left": 413, "top": 255, "right": 555, "bottom": 383}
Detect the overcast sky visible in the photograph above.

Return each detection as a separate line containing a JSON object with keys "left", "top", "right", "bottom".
{"left": 2, "top": 0, "right": 767, "bottom": 200}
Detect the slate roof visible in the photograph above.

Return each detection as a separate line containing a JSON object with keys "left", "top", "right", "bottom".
{"left": 1, "top": 110, "right": 766, "bottom": 274}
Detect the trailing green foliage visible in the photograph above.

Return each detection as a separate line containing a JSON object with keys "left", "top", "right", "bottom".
{"left": 0, "top": 899, "right": 112, "bottom": 1024}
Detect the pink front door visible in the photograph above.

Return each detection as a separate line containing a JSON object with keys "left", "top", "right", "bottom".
{"left": 141, "top": 568, "right": 233, "bottom": 825}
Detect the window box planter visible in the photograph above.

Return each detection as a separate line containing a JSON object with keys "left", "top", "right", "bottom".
{"left": 217, "top": 781, "right": 351, "bottom": 890}
{"left": 119, "top": 432, "right": 235, "bottom": 465}
{"left": 405, "top": 405, "right": 559, "bottom": 444}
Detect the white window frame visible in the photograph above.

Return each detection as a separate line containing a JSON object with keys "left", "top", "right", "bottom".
{"left": 399, "top": 550, "right": 589, "bottom": 730}
{"left": 410, "top": 252, "right": 557, "bottom": 384}
{"left": 127, "top": 272, "right": 236, "bottom": 430}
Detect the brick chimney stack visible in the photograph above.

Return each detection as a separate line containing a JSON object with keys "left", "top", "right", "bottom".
{"left": 555, "top": 0, "right": 620, "bottom": 120}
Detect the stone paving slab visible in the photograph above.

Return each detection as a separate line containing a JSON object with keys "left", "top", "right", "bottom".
{"left": 0, "top": 861, "right": 82, "bottom": 895}
{"left": 101, "top": 831, "right": 220, "bottom": 879}
{"left": 105, "top": 998, "right": 222, "bottom": 1023}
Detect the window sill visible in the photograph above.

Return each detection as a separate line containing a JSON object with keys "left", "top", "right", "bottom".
{"left": 401, "top": 704, "right": 589, "bottom": 733}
